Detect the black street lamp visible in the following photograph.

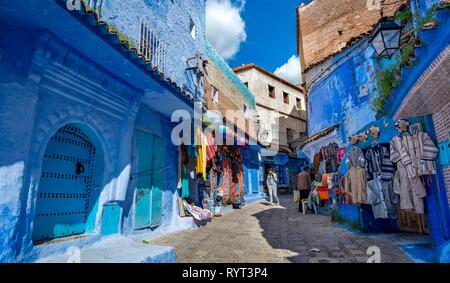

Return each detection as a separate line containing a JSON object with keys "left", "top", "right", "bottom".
{"left": 369, "top": 21, "right": 403, "bottom": 59}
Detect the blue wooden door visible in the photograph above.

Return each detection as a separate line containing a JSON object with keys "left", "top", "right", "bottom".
{"left": 133, "top": 130, "right": 164, "bottom": 229}
{"left": 133, "top": 130, "right": 154, "bottom": 230}
{"left": 150, "top": 136, "right": 164, "bottom": 227}
{"left": 33, "top": 125, "right": 94, "bottom": 242}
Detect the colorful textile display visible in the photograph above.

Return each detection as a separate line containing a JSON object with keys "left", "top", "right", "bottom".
{"left": 206, "top": 133, "right": 217, "bottom": 161}
{"left": 313, "top": 152, "right": 323, "bottom": 175}
{"left": 389, "top": 132, "right": 438, "bottom": 214}
{"left": 238, "top": 162, "right": 245, "bottom": 193}
{"left": 183, "top": 200, "right": 213, "bottom": 221}
{"left": 221, "top": 158, "right": 230, "bottom": 199}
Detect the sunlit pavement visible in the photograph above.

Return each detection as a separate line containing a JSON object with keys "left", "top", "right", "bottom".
{"left": 149, "top": 194, "right": 420, "bottom": 263}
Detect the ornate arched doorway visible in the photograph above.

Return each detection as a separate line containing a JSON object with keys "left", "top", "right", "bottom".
{"left": 32, "top": 124, "right": 98, "bottom": 243}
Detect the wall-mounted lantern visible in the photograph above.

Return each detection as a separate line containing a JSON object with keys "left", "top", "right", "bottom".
{"left": 369, "top": 21, "right": 403, "bottom": 59}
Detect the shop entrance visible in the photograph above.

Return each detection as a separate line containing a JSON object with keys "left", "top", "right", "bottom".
{"left": 33, "top": 125, "right": 97, "bottom": 243}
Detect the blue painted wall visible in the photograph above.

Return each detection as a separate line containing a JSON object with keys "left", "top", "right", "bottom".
{"left": 100, "top": 0, "right": 206, "bottom": 99}
{"left": 307, "top": 37, "right": 378, "bottom": 140}
{"left": 0, "top": 0, "right": 205, "bottom": 262}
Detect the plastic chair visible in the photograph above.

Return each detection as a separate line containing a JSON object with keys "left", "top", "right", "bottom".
{"left": 301, "top": 199, "right": 317, "bottom": 215}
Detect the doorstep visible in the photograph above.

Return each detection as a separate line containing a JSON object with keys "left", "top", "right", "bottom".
{"left": 34, "top": 236, "right": 176, "bottom": 263}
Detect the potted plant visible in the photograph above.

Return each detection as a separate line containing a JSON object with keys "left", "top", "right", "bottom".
{"left": 437, "top": 0, "right": 450, "bottom": 10}
{"left": 421, "top": 4, "right": 438, "bottom": 30}
{"left": 422, "top": 19, "right": 437, "bottom": 30}
{"left": 414, "top": 38, "right": 423, "bottom": 48}
{"left": 409, "top": 51, "right": 417, "bottom": 66}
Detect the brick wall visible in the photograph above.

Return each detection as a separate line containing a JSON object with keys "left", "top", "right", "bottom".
{"left": 204, "top": 58, "right": 258, "bottom": 141}
{"left": 297, "top": 0, "right": 402, "bottom": 70}
{"left": 433, "top": 102, "right": 450, "bottom": 205}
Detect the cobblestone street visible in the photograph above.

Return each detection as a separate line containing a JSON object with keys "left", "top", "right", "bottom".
{"left": 150, "top": 195, "right": 417, "bottom": 263}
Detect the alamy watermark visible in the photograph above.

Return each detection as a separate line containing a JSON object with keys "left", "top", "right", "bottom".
{"left": 66, "top": 0, "right": 82, "bottom": 11}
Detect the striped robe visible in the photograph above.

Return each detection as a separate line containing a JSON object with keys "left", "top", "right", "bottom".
{"left": 365, "top": 144, "right": 395, "bottom": 181}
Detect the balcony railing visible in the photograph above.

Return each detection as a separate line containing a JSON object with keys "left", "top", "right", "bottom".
{"left": 139, "top": 20, "right": 167, "bottom": 74}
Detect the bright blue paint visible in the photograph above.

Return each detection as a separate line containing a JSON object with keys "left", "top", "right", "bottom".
{"left": 150, "top": 136, "right": 165, "bottom": 228}
{"left": 101, "top": 203, "right": 122, "bottom": 236}
{"left": 32, "top": 125, "right": 96, "bottom": 242}
{"left": 0, "top": 0, "right": 205, "bottom": 262}
{"left": 438, "top": 141, "right": 450, "bottom": 167}
{"left": 100, "top": 0, "right": 206, "bottom": 99}
{"left": 85, "top": 198, "right": 100, "bottom": 234}
{"left": 399, "top": 243, "right": 438, "bottom": 263}
{"left": 307, "top": 38, "right": 378, "bottom": 139}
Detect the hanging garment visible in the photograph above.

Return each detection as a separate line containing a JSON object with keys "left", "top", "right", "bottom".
{"left": 325, "top": 143, "right": 339, "bottom": 172}
{"left": 222, "top": 158, "right": 230, "bottom": 199}
{"left": 346, "top": 147, "right": 367, "bottom": 169}
{"left": 238, "top": 162, "right": 245, "bottom": 194}
{"left": 367, "top": 178, "right": 399, "bottom": 219}
{"left": 196, "top": 146, "right": 204, "bottom": 176}
{"left": 181, "top": 164, "right": 190, "bottom": 198}
{"left": 187, "top": 146, "right": 196, "bottom": 174}
{"left": 365, "top": 144, "right": 395, "bottom": 181}
{"left": 391, "top": 133, "right": 438, "bottom": 180}
{"left": 344, "top": 166, "right": 368, "bottom": 204}
{"left": 202, "top": 135, "right": 208, "bottom": 180}
{"left": 177, "top": 147, "right": 182, "bottom": 189}
{"left": 318, "top": 160, "right": 327, "bottom": 175}
{"left": 406, "top": 132, "right": 438, "bottom": 176}
{"left": 393, "top": 163, "right": 427, "bottom": 214}
{"left": 206, "top": 133, "right": 217, "bottom": 161}
{"left": 209, "top": 162, "right": 216, "bottom": 192}
{"left": 313, "top": 152, "right": 323, "bottom": 175}
{"left": 337, "top": 147, "right": 347, "bottom": 164}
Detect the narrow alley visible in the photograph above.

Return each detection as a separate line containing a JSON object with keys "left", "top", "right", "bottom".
{"left": 149, "top": 195, "right": 419, "bottom": 263}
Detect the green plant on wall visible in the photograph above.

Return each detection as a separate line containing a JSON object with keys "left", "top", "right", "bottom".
{"left": 414, "top": 3, "right": 438, "bottom": 32}
{"left": 107, "top": 24, "right": 138, "bottom": 50}
{"left": 372, "top": 66, "right": 400, "bottom": 116}
{"left": 395, "top": 9, "right": 413, "bottom": 25}
{"left": 371, "top": 3, "right": 440, "bottom": 116}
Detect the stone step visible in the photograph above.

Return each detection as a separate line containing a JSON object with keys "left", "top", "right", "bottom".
{"left": 35, "top": 236, "right": 176, "bottom": 263}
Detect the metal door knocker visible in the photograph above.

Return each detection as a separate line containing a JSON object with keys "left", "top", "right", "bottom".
{"left": 75, "top": 162, "right": 85, "bottom": 175}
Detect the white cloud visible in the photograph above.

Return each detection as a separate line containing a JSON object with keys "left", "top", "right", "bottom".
{"left": 274, "top": 55, "right": 301, "bottom": 85}
{"left": 206, "top": 0, "right": 247, "bottom": 60}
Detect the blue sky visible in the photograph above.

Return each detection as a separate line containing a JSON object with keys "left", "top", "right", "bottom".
{"left": 206, "top": 0, "right": 309, "bottom": 84}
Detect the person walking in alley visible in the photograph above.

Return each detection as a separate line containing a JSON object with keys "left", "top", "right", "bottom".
{"left": 297, "top": 166, "right": 312, "bottom": 212}
{"left": 267, "top": 168, "right": 280, "bottom": 205}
